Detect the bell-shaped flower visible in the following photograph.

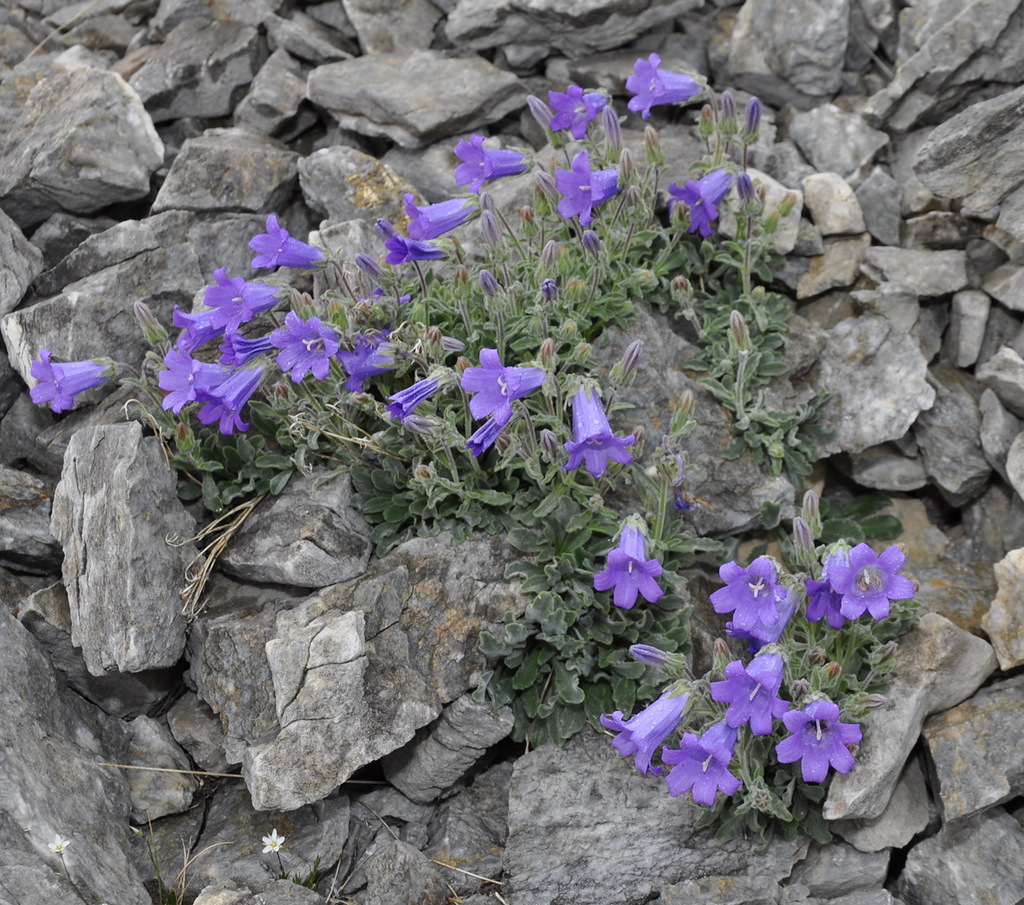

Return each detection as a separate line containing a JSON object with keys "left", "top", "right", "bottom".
{"left": 822, "top": 543, "right": 915, "bottom": 621}
{"left": 338, "top": 332, "right": 394, "bottom": 391}
{"left": 593, "top": 522, "right": 664, "bottom": 609}
{"left": 662, "top": 721, "right": 742, "bottom": 805}
{"left": 159, "top": 348, "right": 229, "bottom": 414}
{"left": 30, "top": 350, "right": 114, "bottom": 413}
{"left": 203, "top": 267, "right": 281, "bottom": 334}
{"left": 195, "top": 364, "right": 264, "bottom": 435}
{"left": 667, "top": 169, "right": 734, "bottom": 237}
{"left": 386, "top": 376, "right": 442, "bottom": 422}
{"left": 554, "top": 150, "right": 619, "bottom": 226}
{"left": 453, "top": 134, "right": 528, "bottom": 194}
{"left": 775, "top": 698, "right": 862, "bottom": 783}
{"left": 271, "top": 312, "right": 340, "bottom": 383}
{"left": 548, "top": 85, "right": 607, "bottom": 140}
{"left": 466, "top": 408, "right": 512, "bottom": 457}
{"left": 600, "top": 688, "right": 689, "bottom": 776}
{"left": 626, "top": 53, "right": 702, "bottom": 119}
{"left": 710, "top": 652, "right": 790, "bottom": 736}
{"left": 403, "top": 194, "right": 474, "bottom": 241}
{"left": 249, "top": 214, "right": 323, "bottom": 269}
{"left": 563, "top": 386, "right": 635, "bottom": 478}
{"left": 460, "top": 348, "right": 545, "bottom": 423}
{"left": 383, "top": 234, "right": 446, "bottom": 265}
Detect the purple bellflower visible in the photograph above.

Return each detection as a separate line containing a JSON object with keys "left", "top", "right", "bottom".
{"left": 805, "top": 578, "right": 848, "bottom": 629}
{"left": 775, "top": 698, "right": 862, "bottom": 783}
{"left": 626, "top": 53, "right": 702, "bottom": 120}
{"left": 710, "top": 557, "right": 783, "bottom": 635}
{"left": 821, "top": 543, "right": 915, "bottom": 621}
{"left": 600, "top": 688, "right": 689, "bottom": 776}
{"left": 173, "top": 305, "right": 226, "bottom": 352}
{"left": 593, "top": 523, "right": 664, "bottom": 610}
{"left": 203, "top": 267, "right": 281, "bottom": 334}
{"left": 383, "top": 234, "right": 446, "bottom": 265}
{"left": 403, "top": 194, "right": 474, "bottom": 241}
{"left": 271, "top": 311, "right": 340, "bottom": 383}
{"left": 453, "top": 135, "right": 528, "bottom": 194}
{"left": 563, "top": 387, "right": 636, "bottom": 478}
{"left": 466, "top": 408, "right": 512, "bottom": 457}
{"left": 337, "top": 332, "right": 394, "bottom": 391}
{"left": 726, "top": 584, "right": 797, "bottom": 653}
{"left": 555, "top": 150, "right": 619, "bottom": 226}
{"left": 30, "top": 350, "right": 114, "bottom": 413}
{"left": 386, "top": 376, "right": 441, "bottom": 422}
{"left": 196, "top": 364, "right": 264, "bottom": 435}
{"left": 548, "top": 85, "right": 608, "bottom": 140}
{"left": 460, "top": 348, "right": 545, "bottom": 422}
{"left": 663, "top": 721, "right": 742, "bottom": 805}
{"left": 219, "top": 332, "right": 275, "bottom": 367}
{"left": 668, "top": 169, "right": 734, "bottom": 238}
{"left": 249, "top": 214, "right": 323, "bottom": 269}
{"left": 158, "top": 348, "right": 230, "bottom": 414}
{"left": 710, "top": 652, "right": 790, "bottom": 736}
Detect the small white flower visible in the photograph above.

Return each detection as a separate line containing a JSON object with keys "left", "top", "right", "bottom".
{"left": 48, "top": 834, "right": 71, "bottom": 854}
{"left": 262, "top": 829, "right": 285, "bottom": 853}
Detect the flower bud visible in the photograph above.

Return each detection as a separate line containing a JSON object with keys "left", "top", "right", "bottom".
{"left": 405, "top": 415, "right": 435, "bottom": 436}
{"left": 479, "top": 269, "right": 501, "bottom": 297}
{"left": 810, "top": 647, "right": 827, "bottom": 664}
{"left": 675, "top": 389, "right": 695, "bottom": 422}
{"left": 618, "top": 146, "right": 635, "bottom": 184}
{"left": 539, "top": 428, "right": 561, "bottom": 461}
{"left": 374, "top": 218, "right": 395, "bottom": 240}
{"left": 728, "top": 310, "right": 751, "bottom": 353}
{"left": 744, "top": 96, "right": 762, "bottom": 141}
{"left": 581, "top": 229, "right": 601, "bottom": 258}
{"left": 620, "top": 339, "right": 644, "bottom": 378}
{"left": 441, "top": 335, "right": 466, "bottom": 354}
{"left": 480, "top": 210, "right": 501, "bottom": 248}
{"left": 624, "top": 184, "right": 644, "bottom": 208}
{"left": 134, "top": 300, "right": 168, "bottom": 345}
{"left": 540, "top": 239, "right": 562, "bottom": 271}
{"left": 587, "top": 494, "right": 603, "bottom": 511}
{"left": 455, "top": 355, "right": 471, "bottom": 373}
{"left": 527, "top": 94, "right": 554, "bottom": 132}
{"left": 453, "top": 264, "right": 470, "bottom": 285}
{"left": 520, "top": 205, "right": 535, "bottom": 224}
{"left": 643, "top": 125, "right": 664, "bottom": 165}
{"left": 792, "top": 516, "right": 815, "bottom": 563}
{"left": 826, "top": 661, "right": 842, "bottom": 678}
{"left": 713, "top": 637, "right": 730, "bottom": 659}
{"left": 540, "top": 278, "right": 558, "bottom": 302}
{"left": 575, "top": 341, "right": 592, "bottom": 358}
{"left": 601, "top": 104, "right": 622, "bottom": 150}
{"left": 539, "top": 336, "right": 556, "bottom": 366}
{"left": 535, "top": 170, "right": 559, "bottom": 202}
{"left": 175, "top": 421, "right": 196, "bottom": 452}
{"left": 720, "top": 89, "right": 737, "bottom": 123}
{"left": 413, "top": 463, "right": 433, "bottom": 480}
{"left": 791, "top": 678, "right": 812, "bottom": 699}
{"left": 861, "top": 694, "right": 888, "bottom": 710}
{"left": 354, "top": 252, "right": 384, "bottom": 280}
{"left": 778, "top": 191, "right": 797, "bottom": 217}
{"left": 801, "top": 489, "right": 822, "bottom": 537}
{"left": 479, "top": 191, "right": 494, "bottom": 213}
{"left": 878, "top": 640, "right": 899, "bottom": 662}
{"left": 426, "top": 324, "right": 443, "bottom": 345}
{"left": 698, "top": 103, "right": 715, "bottom": 136}
{"left": 736, "top": 172, "right": 756, "bottom": 204}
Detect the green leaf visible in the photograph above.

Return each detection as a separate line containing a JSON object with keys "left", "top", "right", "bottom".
{"left": 819, "top": 517, "right": 865, "bottom": 545}
{"left": 860, "top": 514, "right": 902, "bottom": 540}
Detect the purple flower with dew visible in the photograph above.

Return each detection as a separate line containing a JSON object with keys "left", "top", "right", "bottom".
{"left": 726, "top": 584, "right": 797, "bottom": 653}
{"left": 466, "top": 408, "right": 512, "bottom": 457}
{"left": 337, "top": 332, "right": 394, "bottom": 392}
{"left": 219, "top": 333, "right": 275, "bottom": 367}
{"left": 775, "top": 698, "right": 862, "bottom": 783}
{"left": 663, "top": 721, "right": 742, "bottom": 805}
{"left": 374, "top": 219, "right": 396, "bottom": 240}
{"left": 710, "top": 652, "right": 790, "bottom": 736}
{"left": 159, "top": 348, "right": 230, "bottom": 414}
{"left": 805, "top": 578, "right": 848, "bottom": 629}
{"left": 454, "top": 134, "right": 528, "bottom": 194}
{"left": 822, "top": 543, "right": 915, "bottom": 621}
{"left": 548, "top": 85, "right": 608, "bottom": 140}
{"left": 29, "top": 349, "right": 114, "bottom": 413}
{"left": 600, "top": 689, "right": 689, "bottom": 776}
{"left": 271, "top": 311, "right": 340, "bottom": 383}
{"left": 173, "top": 305, "right": 226, "bottom": 352}
{"left": 709, "top": 557, "right": 783, "bottom": 634}
{"left": 203, "top": 267, "right": 281, "bottom": 334}
{"left": 564, "top": 387, "right": 635, "bottom": 478}
{"left": 354, "top": 253, "right": 384, "bottom": 280}
{"left": 359, "top": 286, "right": 411, "bottom": 307}
{"left": 196, "top": 365, "right": 264, "bottom": 435}
{"left": 403, "top": 194, "right": 474, "bottom": 241}
{"left": 386, "top": 376, "right": 441, "bottom": 422}
{"left": 626, "top": 53, "right": 702, "bottom": 120}
{"left": 667, "top": 169, "right": 734, "bottom": 238}
{"left": 249, "top": 214, "right": 323, "bottom": 269}
{"left": 383, "top": 234, "right": 446, "bottom": 265}
{"left": 593, "top": 524, "right": 664, "bottom": 610}
{"left": 460, "top": 348, "right": 545, "bottom": 422}
{"left": 554, "top": 150, "right": 619, "bottom": 226}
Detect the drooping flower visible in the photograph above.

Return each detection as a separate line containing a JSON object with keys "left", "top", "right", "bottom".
{"left": 29, "top": 350, "right": 114, "bottom": 413}
{"left": 249, "top": 214, "right": 323, "bottom": 269}
{"left": 554, "top": 150, "right": 619, "bottom": 226}
{"left": 262, "top": 829, "right": 286, "bottom": 853}
{"left": 626, "top": 53, "right": 702, "bottom": 119}
{"left": 271, "top": 311, "right": 340, "bottom": 383}
{"left": 460, "top": 348, "right": 545, "bottom": 422}
{"left": 466, "top": 408, "right": 512, "bottom": 457}
{"left": 548, "top": 85, "right": 608, "bottom": 140}
{"left": 453, "top": 134, "right": 528, "bottom": 194}
{"left": 386, "top": 376, "right": 441, "bottom": 421}
{"left": 195, "top": 365, "right": 264, "bottom": 435}
{"left": 600, "top": 688, "right": 689, "bottom": 776}
{"left": 662, "top": 721, "right": 742, "bottom": 805}
{"left": 563, "top": 387, "right": 635, "bottom": 478}
{"left": 173, "top": 305, "right": 226, "bottom": 352}
{"left": 667, "top": 169, "right": 734, "bottom": 237}
{"left": 821, "top": 543, "right": 915, "bottom": 621}
{"left": 709, "top": 557, "right": 783, "bottom": 634}
{"left": 383, "top": 234, "right": 446, "bottom": 265}
{"left": 158, "top": 347, "right": 230, "bottom": 414}
{"left": 203, "top": 267, "right": 281, "bottom": 333}
{"left": 403, "top": 194, "right": 474, "bottom": 241}
{"left": 337, "top": 332, "right": 394, "bottom": 391}
{"left": 710, "top": 652, "right": 790, "bottom": 736}
{"left": 219, "top": 332, "right": 275, "bottom": 367}
{"left": 593, "top": 523, "right": 664, "bottom": 610}
{"left": 775, "top": 698, "right": 862, "bottom": 783}
{"left": 805, "top": 578, "right": 848, "bottom": 629}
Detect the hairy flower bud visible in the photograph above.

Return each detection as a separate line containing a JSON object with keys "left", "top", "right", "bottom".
{"left": 744, "top": 96, "right": 762, "bottom": 141}
{"left": 581, "top": 229, "right": 601, "bottom": 258}
{"left": 540, "top": 239, "right": 562, "bottom": 271}
{"left": 455, "top": 355, "right": 471, "bottom": 373}
{"left": 720, "top": 89, "right": 737, "bottom": 122}
{"left": 374, "top": 218, "right": 395, "bottom": 240}
{"left": 440, "top": 335, "right": 466, "bottom": 354}
{"left": 877, "top": 640, "right": 899, "bottom": 663}
{"left": 479, "top": 269, "right": 501, "bottom": 297}
{"left": 624, "top": 184, "right": 644, "bottom": 208}
{"left": 729, "top": 310, "right": 751, "bottom": 353}
{"left": 618, "top": 146, "right": 636, "bottom": 184}
{"left": 479, "top": 191, "right": 494, "bottom": 213}
{"left": 426, "top": 324, "right": 443, "bottom": 345}
{"left": 644, "top": 125, "right": 664, "bottom": 165}
{"left": 620, "top": 339, "right": 644, "bottom": 378}
{"left": 354, "top": 252, "right": 384, "bottom": 280}
{"left": 601, "top": 104, "right": 622, "bottom": 150}
{"left": 791, "top": 678, "right": 812, "bottom": 699}
{"left": 539, "top": 428, "right": 560, "bottom": 461}
{"left": 520, "top": 205, "right": 535, "bottom": 224}
{"left": 134, "top": 300, "right": 168, "bottom": 346}
{"left": 535, "top": 169, "right": 559, "bottom": 202}
{"left": 861, "top": 694, "right": 888, "bottom": 710}
{"left": 826, "top": 661, "right": 842, "bottom": 678}
{"left": 698, "top": 103, "right": 715, "bottom": 136}
{"left": 453, "top": 264, "right": 470, "bottom": 285}
{"left": 480, "top": 210, "right": 501, "bottom": 248}
{"left": 736, "top": 172, "right": 756, "bottom": 204}
{"left": 539, "top": 336, "right": 556, "bottom": 366}
{"left": 175, "top": 421, "right": 196, "bottom": 452}
{"left": 778, "top": 191, "right": 797, "bottom": 217}
{"left": 540, "top": 278, "right": 558, "bottom": 302}
{"left": 801, "top": 489, "right": 822, "bottom": 537}
{"left": 810, "top": 647, "right": 827, "bottom": 664}
{"left": 405, "top": 415, "right": 435, "bottom": 436}
{"left": 527, "top": 94, "right": 554, "bottom": 132}
{"left": 792, "top": 516, "right": 815, "bottom": 563}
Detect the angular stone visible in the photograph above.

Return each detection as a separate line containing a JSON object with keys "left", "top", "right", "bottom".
{"left": 903, "top": 210, "right": 984, "bottom": 250}
{"left": 980, "top": 388, "right": 1022, "bottom": 482}
{"left": 855, "top": 166, "right": 901, "bottom": 246}
{"left": 364, "top": 838, "right": 448, "bottom": 905}
{"left": 983, "top": 261, "right": 1024, "bottom": 311}
{"left": 982, "top": 547, "right": 1024, "bottom": 670}
{"left": 946, "top": 290, "right": 992, "bottom": 367}
{"left": 125, "top": 715, "right": 197, "bottom": 823}
{"left": 861, "top": 247, "right": 968, "bottom": 297}
{"left": 298, "top": 146, "right": 417, "bottom": 226}
{"left": 846, "top": 443, "right": 928, "bottom": 492}
{"left": 977, "top": 345, "right": 1024, "bottom": 417}
{"left": 50, "top": 422, "right": 196, "bottom": 675}
{"left": 788, "top": 104, "right": 889, "bottom": 178}
{"left": 342, "top": 0, "right": 442, "bottom": 53}
{"left": 0, "top": 205, "right": 42, "bottom": 316}
{"left": 801, "top": 172, "right": 866, "bottom": 236}
{"left": 0, "top": 464, "right": 60, "bottom": 572}
{"left": 306, "top": 50, "right": 525, "bottom": 148}
{"left": 234, "top": 49, "right": 309, "bottom": 137}
{"left": 788, "top": 840, "right": 889, "bottom": 897}
{"left": 1006, "top": 431, "right": 1024, "bottom": 504}
{"left": 796, "top": 233, "right": 871, "bottom": 299}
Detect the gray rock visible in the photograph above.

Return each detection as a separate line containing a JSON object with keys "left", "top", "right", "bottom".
{"left": 923, "top": 674, "right": 1024, "bottom": 821}
{"left": 152, "top": 128, "right": 299, "bottom": 214}
{"left": 895, "top": 808, "right": 1024, "bottom": 905}
{"left": 809, "top": 313, "right": 935, "bottom": 456}
{"left": 995, "top": 181, "right": 1024, "bottom": 242}
{"left": 383, "top": 138, "right": 471, "bottom": 204}
{"left": 787, "top": 105, "right": 889, "bottom": 179}
{"left": 306, "top": 50, "right": 525, "bottom": 148}
{"left": 801, "top": 172, "right": 866, "bottom": 236}
{"left": 902, "top": 211, "right": 984, "bottom": 251}
{"left": 219, "top": 473, "right": 372, "bottom": 589}
{"left": 788, "top": 840, "right": 889, "bottom": 897}
{"left": 982, "top": 261, "right": 1024, "bottom": 311}
{"left": 0, "top": 205, "right": 42, "bottom": 315}
{"left": 726, "top": 0, "right": 849, "bottom": 109}
{"left": 503, "top": 727, "right": 805, "bottom": 905}
{"left": 946, "top": 290, "right": 991, "bottom": 368}
{"left": 166, "top": 691, "right": 233, "bottom": 774}
{"left": 50, "top": 422, "right": 196, "bottom": 675}
{"left": 851, "top": 282, "right": 920, "bottom": 334}
{"left": 148, "top": 0, "right": 285, "bottom": 32}
{"left": 891, "top": 129, "right": 941, "bottom": 216}
{"left": 914, "top": 365, "right": 990, "bottom": 504}
{"left": 28, "top": 211, "right": 117, "bottom": 272}
{"left": 654, "top": 875, "right": 784, "bottom": 905}
{"left": 796, "top": 233, "right": 871, "bottom": 299}
{"left": 824, "top": 613, "right": 997, "bottom": 821}
{"left": 977, "top": 345, "right": 1024, "bottom": 417}
{"left": 234, "top": 50, "right": 309, "bottom": 138}
{"left": 264, "top": 11, "right": 352, "bottom": 65}
{"left": 982, "top": 547, "right": 1024, "bottom": 670}
{"left": 382, "top": 694, "right": 514, "bottom": 804}
{"left": 125, "top": 715, "right": 198, "bottom": 823}
{"left": 342, "top": 0, "right": 443, "bottom": 53}
{"left": 445, "top": 0, "right": 702, "bottom": 58}
{"left": 0, "top": 67, "right": 163, "bottom": 229}
{"left": 846, "top": 444, "right": 928, "bottom": 492}
{"left": 0, "top": 464, "right": 60, "bottom": 572}
{"left": 914, "top": 82, "right": 1024, "bottom": 213}
{"left": 129, "top": 17, "right": 261, "bottom": 124}
{"left": 298, "top": 146, "right": 418, "bottom": 226}
{"left": 363, "top": 837, "right": 448, "bottom": 905}
{"left": 861, "top": 247, "right": 969, "bottom": 297}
